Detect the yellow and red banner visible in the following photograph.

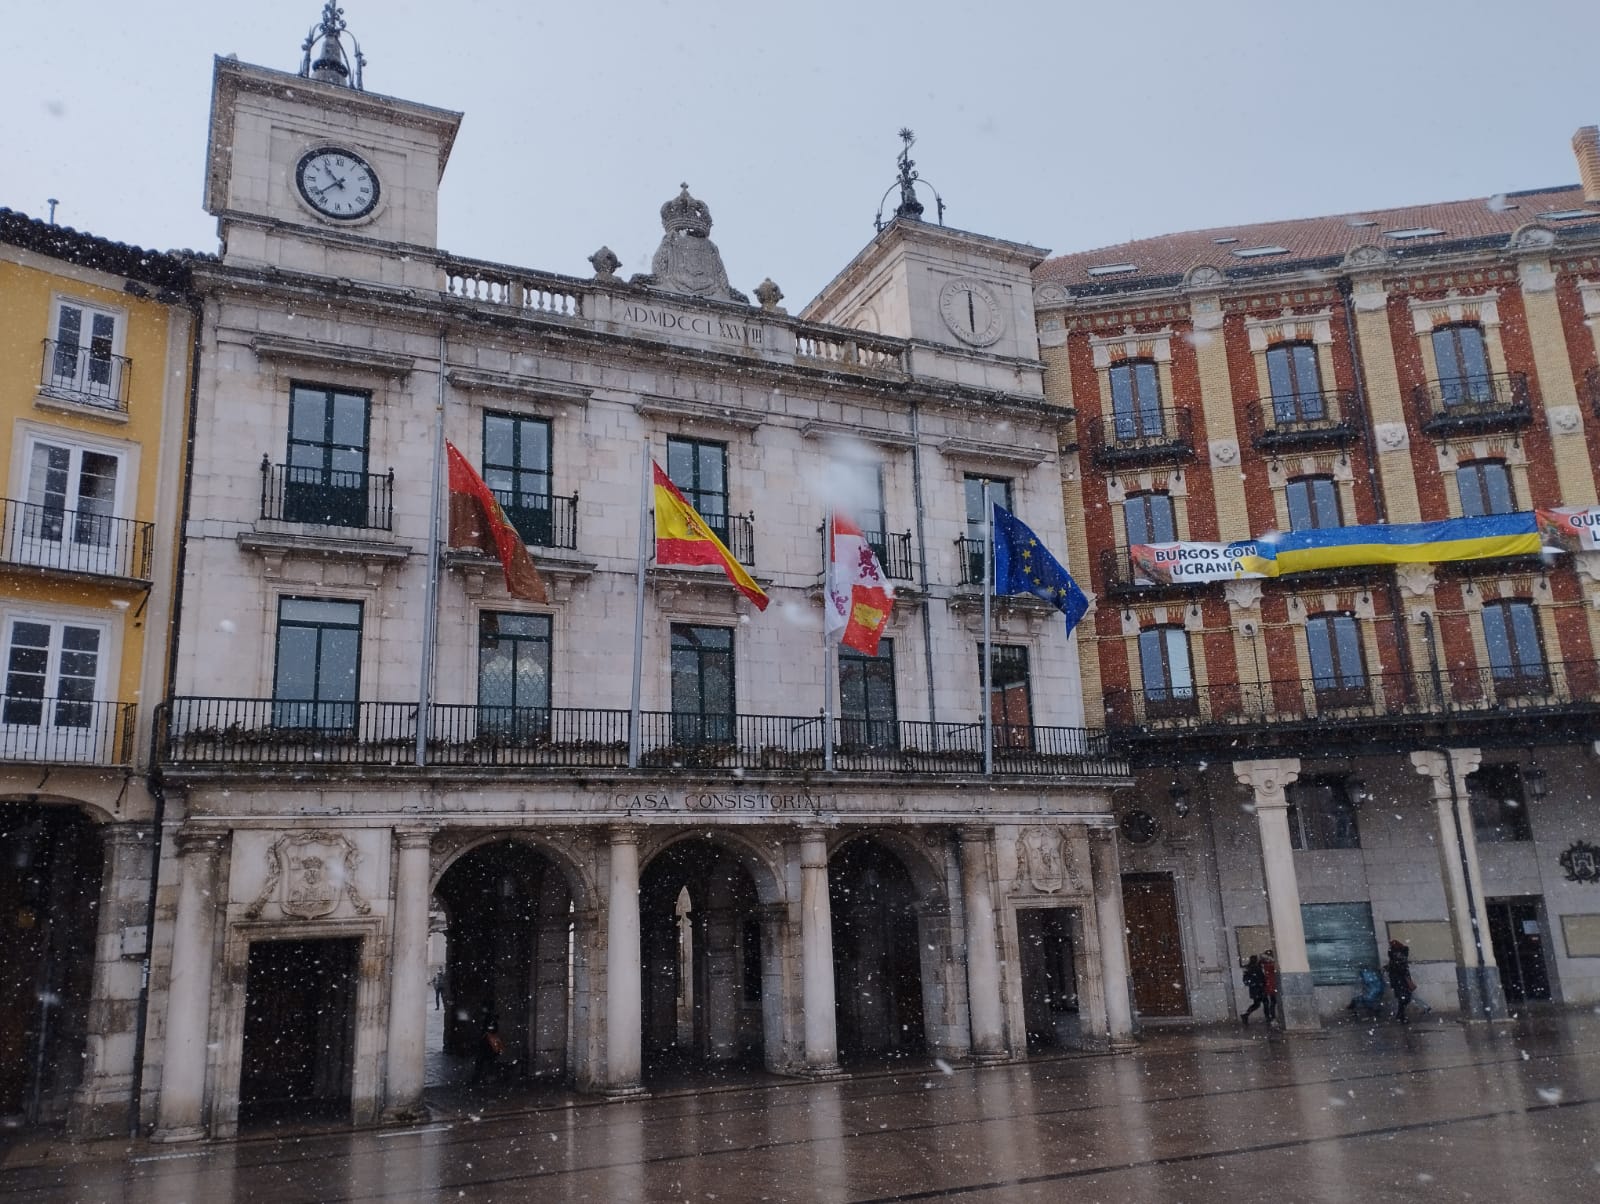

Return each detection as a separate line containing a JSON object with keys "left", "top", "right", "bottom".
{"left": 653, "top": 463, "right": 769, "bottom": 610}
{"left": 446, "top": 441, "right": 548, "bottom": 603}
{"left": 825, "top": 511, "right": 893, "bottom": 655}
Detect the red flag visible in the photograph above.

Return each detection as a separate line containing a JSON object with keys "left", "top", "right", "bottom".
{"left": 824, "top": 510, "right": 894, "bottom": 655}
{"left": 446, "top": 442, "right": 548, "bottom": 603}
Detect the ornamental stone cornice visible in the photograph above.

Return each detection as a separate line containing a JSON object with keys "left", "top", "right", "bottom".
{"left": 799, "top": 418, "right": 916, "bottom": 448}
{"left": 445, "top": 368, "right": 591, "bottom": 408}
{"left": 633, "top": 394, "right": 763, "bottom": 431}
{"left": 935, "top": 436, "right": 1051, "bottom": 468}
{"left": 251, "top": 333, "right": 416, "bottom": 377}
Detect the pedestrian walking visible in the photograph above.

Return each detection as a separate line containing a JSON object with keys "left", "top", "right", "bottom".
{"left": 1240, "top": 954, "right": 1267, "bottom": 1024}
{"left": 1387, "top": 938, "right": 1415, "bottom": 1024}
{"left": 470, "top": 1004, "right": 503, "bottom": 1084}
{"left": 1261, "top": 949, "right": 1280, "bottom": 1024}
{"left": 432, "top": 968, "right": 445, "bottom": 1010}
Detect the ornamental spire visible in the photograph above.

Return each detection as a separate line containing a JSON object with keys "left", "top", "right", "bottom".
{"left": 875, "top": 128, "right": 946, "bottom": 232}
{"left": 299, "top": 2, "right": 366, "bottom": 90}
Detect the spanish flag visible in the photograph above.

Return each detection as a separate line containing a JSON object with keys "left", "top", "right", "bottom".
{"left": 653, "top": 463, "right": 769, "bottom": 610}
{"left": 446, "top": 441, "right": 548, "bottom": 603}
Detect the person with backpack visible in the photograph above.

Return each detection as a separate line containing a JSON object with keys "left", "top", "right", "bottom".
{"left": 1240, "top": 953, "right": 1268, "bottom": 1024}
{"left": 1387, "top": 939, "right": 1415, "bottom": 1024}
{"left": 1261, "top": 949, "right": 1281, "bottom": 1024}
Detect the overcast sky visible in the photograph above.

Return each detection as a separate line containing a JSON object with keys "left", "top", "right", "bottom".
{"left": 4, "top": 1, "right": 1599, "bottom": 306}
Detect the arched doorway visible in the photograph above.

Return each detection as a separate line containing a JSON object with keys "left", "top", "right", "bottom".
{"left": 639, "top": 838, "right": 766, "bottom": 1077}
{"left": 432, "top": 841, "right": 575, "bottom": 1088}
{"left": 829, "top": 838, "right": 926, "bottom": 1062}
{"left": 0, "top": 805, "right": 103, "bottom": 1125}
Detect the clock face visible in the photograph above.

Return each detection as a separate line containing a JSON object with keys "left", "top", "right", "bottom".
{"left": 295, "top": 147, "right": 380, "bottom": 221}
{"left": 939, "top": 278, "right": 1005, "bottom": 347}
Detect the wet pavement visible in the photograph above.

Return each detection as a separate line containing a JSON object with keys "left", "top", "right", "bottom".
{"left": 2, "top": 1009, "right": 1597, "bottom": 1202}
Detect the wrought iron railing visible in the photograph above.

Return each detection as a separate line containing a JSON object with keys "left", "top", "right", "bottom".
{"left": 1411, "top": 371, "right": 1532, "bottom": 434}
{"left": 700, "top": 513, "right": 755, "bottom": 566}
{"left": 956, "top": 536, "right": 986, "bottom": 586}
{"left": 0, "top": 497, "right": 153, "bottom": 581}
{"left": 39, "top": 339, "right": 131, "bottom": 411}
{"left": 864, "top": 530, "right": 916, "bottom": 581}
{"left": 0, "top": 696, "right": 136, "bottom": 765}
{"left": 260, "top": 458, "right": 395, "bottom": 531}
{"left": 161, "top": 697, "right": 1127, "bottom": 777}
{"left": 1086, "top": 407, "right": 1195, "bottom": 467}
{"left": 491, "top": 490, "right": 578, "bottom": 550}
{"left": 1246, "top": 389, "right": 1362, "bottom": 450}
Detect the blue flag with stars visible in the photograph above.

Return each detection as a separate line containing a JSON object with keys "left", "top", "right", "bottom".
{"left": 991, "top": 504, "right": 1089, "bottom": 636}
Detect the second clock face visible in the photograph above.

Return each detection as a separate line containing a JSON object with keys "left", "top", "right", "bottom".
{"left": 295, "top": 147, "right": 380, "bottom": 221}
{"left": 939, "top": 278, "right": 1005, "bottom": 346}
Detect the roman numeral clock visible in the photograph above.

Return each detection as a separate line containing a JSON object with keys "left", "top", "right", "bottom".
{"left": 295, "top": 146, "right": 381, "bottom": 221}
{"left": 938, "top": 277, "right": 1005, "bottom": 347}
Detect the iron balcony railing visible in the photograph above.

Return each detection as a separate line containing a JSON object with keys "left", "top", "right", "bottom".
{"left": 864, "top": 530, "right": 916, "bottom": 581}
{"left": 1411, "top": 371, "right": 1533, "bottom": 435}
{"left": 1104, "top": 659, "right": 1600, "bottom": 738}
{"left": 1246, "top": 389, "right": 1362, "bottom": 451}
{"left": 1098, "top": 545, "right": 1186, "bottom": 595}
{"left": 1086, "top": 407, "right": 1195, "bottom": 468}
{"left": 956, "top": 536, "right": 986, "bottom": 586}
{"left": 39, "top": 339, "right": 131, "bottom": 411}
{"left": 0, "top": 696, "right": 136, "bottom": 765}
{"left": 490, "top": 489, "right": 578, "bottom": 550}
{"left": 0, "top": 497, "right": 154, "bottom": 581}
{"left": 693, "top": 512, "right": 755, "bottom": 566}
{"left": 161, "top": 697, "right": 1127, "bottom": 777}
{"left": 260, "top": 457, "right": 395, "bottom": 531}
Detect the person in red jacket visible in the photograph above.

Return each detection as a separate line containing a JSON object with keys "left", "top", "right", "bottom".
{"left": 1261, "top": 950, "right": 1280, "bottom": 1024}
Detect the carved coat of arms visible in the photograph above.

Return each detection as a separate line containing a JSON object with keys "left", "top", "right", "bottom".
{"left": 1015, "top": 827, "right": 1072, "bottom": 894}
{"left": 1559, "top": 840, "right": 1600, "bottom": 885}
{"left": 245, "top": 831, "right": 372, "bottom": 920}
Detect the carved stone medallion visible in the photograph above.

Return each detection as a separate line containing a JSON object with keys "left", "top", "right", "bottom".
{"left": 1560, "top": 840, "right": 1600, "bottom": 885}
{"left": 245, "top": 831, "right": 372, "bottom": 920}
{"left": 1015, "top": 826, "right": 1068, "bottom": 893}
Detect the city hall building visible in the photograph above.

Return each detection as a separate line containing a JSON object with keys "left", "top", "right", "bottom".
{"left": 142, "top": 13, "right": 1129, "bottom": 1139}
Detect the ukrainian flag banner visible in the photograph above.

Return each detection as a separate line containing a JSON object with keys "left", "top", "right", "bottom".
{"left": 1253, "top": 513, "right": 1542, "bottom": 576}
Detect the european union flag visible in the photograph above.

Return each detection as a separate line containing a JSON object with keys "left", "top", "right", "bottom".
{"left": 992, "top": 504, "right": 1090, "bottom": 636}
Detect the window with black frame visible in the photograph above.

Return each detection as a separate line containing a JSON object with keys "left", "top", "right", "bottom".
{"left": 284, "top": 384, "right": 370, "bottom": 526}
{"left": 1457, "top": 459, "right": 1516, "bottom": 517}
{"left": 1266, "top": 341, "right": 1324, "bottom": 423}
{"left": 272, "top": 597, "right": 361, "bottom": 730}
{"left": 1466, "top": 763, "right": 1534, "bottom": 843}
{"left": 1480, "top": 599, "right": 1548, "bottom": 693}
{"left": 962, "top": 475, "right": 1011, "bottom": 584}
{"left": 666, "top": 437, "right": 729, "bottom": 542}
{"left": 1285, "top": 475, "right": 1342, "bottom": 531}
{"left": 670, "top": 624, "right": 734, "bottom": 745}
{"left": 477, "top": 611, "right": 551, "bottom": 740}
{"left": 1306, "top": 612, "right": 1367, "bottom": 707}
{"left": 981, "top": 643, "right": 1032, "bottom": 749}
{"left": 1431, "top": 323, "right": 1493, "bottom": 405}
{"left": 1138, "top": 625, "right": 1195, "bottom": 717}
{"left": 840, "top": 639, "right": 898, "bottom": 750}
{"left": 1123, "top": 491, "right": 1177, "bottom": 545}
{"left": 1108, "top": 358, "right": 1163, "bottom": 439}
{"left": 1286, "top": 775, "right": 1362, "bottom": 849}
{"left": 482, "top": 412, "right": 553, "bottom": 545}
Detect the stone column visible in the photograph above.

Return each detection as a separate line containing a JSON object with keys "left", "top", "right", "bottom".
{"left": 1409, "top": 749, "right": 1504, "bottom": 1020}
{"left": 153, "top": 829, "right": 227, "bottom": 1141}
{"left": 798, "top": 828, "right": 840, "bottom": 1074}
{"left": 604, "top": 826, "right": 644, "bottom": 1095}
{"left": 1234, "top": 758, "right": 1319, "bottom": 1031}
{"left": 383, "top": 828, "right": 433, "bottom": 1121}
{"left": 959, "top": 828, "right": 1005, "bottom": 1060}
{"left": 1088, "top": 828, "right": 1135, "bottom": 1049}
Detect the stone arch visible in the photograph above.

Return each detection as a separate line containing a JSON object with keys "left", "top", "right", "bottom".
{"left": 828, "top": 828, "right": 947, "bottom": 910}
{"left": 430, "top": 828, "right": 594, "bottom": 914}
{"left": 0, "top": 792, "right": 121, "bottom": 826}
{"left": 640, "top": 827, "right": 786, "bottom": 907}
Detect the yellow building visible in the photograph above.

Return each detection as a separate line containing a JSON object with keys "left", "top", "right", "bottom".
{"left": 0, "top": 207, "right": 192, "bottom": 1132}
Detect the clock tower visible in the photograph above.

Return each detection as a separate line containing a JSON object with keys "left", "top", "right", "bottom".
{"left": 201, "top": 3, "right": 462, "bottom": 288}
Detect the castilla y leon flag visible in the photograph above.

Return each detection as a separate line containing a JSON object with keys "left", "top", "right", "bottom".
{"left": 825, "top": 510, "right": 894, "bottom": 655}
{"left": 446, "top": 441, "right": 548, "bottom": 604}
{"left": 652, "top": 462, "right": 769, "bottom": 610}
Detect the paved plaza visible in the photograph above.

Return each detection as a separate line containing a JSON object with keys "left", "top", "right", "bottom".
{"left": 1, "top": 1009, "right": 1595, "bottom": 1202}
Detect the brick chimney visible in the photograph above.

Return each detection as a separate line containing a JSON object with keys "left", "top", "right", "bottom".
{"left": 1574, "top": 126, "right": 1600, "bottom": 203}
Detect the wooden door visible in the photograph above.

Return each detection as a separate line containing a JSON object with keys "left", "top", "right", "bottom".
{"left": 1121, "top": 873, "right": 1189, "bottom": 1017}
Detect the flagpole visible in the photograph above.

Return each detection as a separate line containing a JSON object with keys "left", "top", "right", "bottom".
{"left": 982, "top": 480, "right": 994, "bottom": 776}
{"left": 823, "top": 507, "right": 835, "bottom": 772}
{"left": 628, "top": 437, "right": 650, "bottom": 769}
{"left": 416, "top": 331, "right": 447, "bottom": 767}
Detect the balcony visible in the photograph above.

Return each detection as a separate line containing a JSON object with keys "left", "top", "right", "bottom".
{"left": 1098, "top": 545, "right": 1193, "bottom": 596}
{"left": 955, "top": 536, "right": 986, "bottom": 586}
{"left": 1086, "top": 408, "right": 1195, "bottom": 469}
{"left": 0, "top": 696, "right": 136, "bottom": 765}
{"left": 709, "top": 513, "right": 756, "bottom": 566}
{"left": 1411, "top": 372, "right": 1533, "bottom": 437}
{"left": 1104, "top": 659, "right": 1600, "bottom": 759}
{"left": 0, "top": 498, "right": 154, "bottom": 583}
{"left": 492, "top": 490, "right": 578, "bottom": 550}
{"left": 1246, "top": 389, "right": 1362, "bottom": 452}
{"left": 161, "top": 698, "right": 1127, "bottom": 779}
{"left": 865, "top": 530, "right": 916, "bottom": 581}
{"left": 260, "top": 458, "right": 395, "bottom": 531}
{"left": 38, "top": 340, "right": 130, "bottom": 413}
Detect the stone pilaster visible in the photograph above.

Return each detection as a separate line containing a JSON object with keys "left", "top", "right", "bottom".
{"left": 153, "top": 829, "right": 228, "bottom": 1142}
{"left": 1233, "top": 758, "right": 1319, "bottom": 1031}
{"left": 797, "top": 828, "right": 840, "bottom": 1074}
{"left": 383, "top": 828, "right": 434, "bottom": 1121}
{"left": 1088, "top": 828, "right": 1135, "bottom": 1049}
{"left": 958, "top": 828, "right": 1006, "bottom": 1060}
{"left": 603, "top": 826, "right": 645, "bottom": 1096}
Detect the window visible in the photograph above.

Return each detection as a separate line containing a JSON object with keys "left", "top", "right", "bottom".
{"left": 1300, "top": 903, "right": 1380, "bottom": 986}
{"left": 1138, "top": 625, "right": 1195, "bottom": 717}
{"left": 860, "top": 462, "right": 889, "bottom": 557}
{"left": 285, "top": 384, "right": 371, "bottom": 526}
{"left": 1285, "top": 475, "right": 1341, "bottom": 531}
{"left": 1108, "top": 359, "right": 1163, "bottom": 439}
{"left": 10, "top": 436, "right": 123, "bottom": 575}
{"left": 478, "top": 611, "right": 551, "bottom": 738}
{"left": 47, "top": 298, "right": 122, "bottom": 403}
{"left": 1306, "top": 613, "right": 1366, "bottom": 704}
{"left": 1, "top": 616, "right": 108, "bottom": 760}
{"left": 1266, "top": 342, "right": 1324, "bottom": 423}
{"left": 1481, "top": 600, "right": 1547, "bottom": 691}
{"left": 666, "top": 438, "right": 728, "bottom": 542}
{"left": 1457, "top": 459, "right": 1515, "bottom": 517}
{"left": 962, "top": 475, "right": 1012, "bottom": 584}
{"left": 982, "top": 643, "right": 1032, "bottom": 748}
{"left": 1466, "top": 763, "right": 1534, "bottom": 843}
{"left": 670, "top": 624, "right": 734, "bottom": 744}
{"left": 483, "top": 413, "right": 552, "bottom": 545}
{"left": 840, "top": 639, "right": 897, "bottom": 749}
{"left": 1286, "top": 776, "right": 1361, "bottom": 850}
{"left": 1430, "top": 324, "right": 1492, "bottom": 404}
{"left": 272, "top": 597, "right": 362, "bottom": 729}
{"left": 1123, "top": 491, "right": 1176, "bottom": 545}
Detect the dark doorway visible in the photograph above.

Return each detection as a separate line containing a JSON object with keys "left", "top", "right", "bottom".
{"left": 1122, "top": 873, "right": 1189, "bottom": 1018}
{"left": 1018, "top": 907, "right": 1079, "bottom": 1050}
{"left": 639, "top": 839, "right": 765, "bottom": 1078}
{"left": 1486, "top": 897, "right": 1552, "bottom": 1003}
{"left": 0, "top": 806, "right": 102, "bottom": 1126}
{"left": 434, "top": 842, "right": 573, "bottom": 1086}
{"left": 830, "top": 840, "right": 926, "bottom": 1061}
{"left": 238, "top": 937, "right": 358, "bottom": 1125}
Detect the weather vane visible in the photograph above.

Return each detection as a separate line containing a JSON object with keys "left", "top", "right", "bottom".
{"left": 875, "top": 128, "right": 946, "bottom": 232}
